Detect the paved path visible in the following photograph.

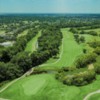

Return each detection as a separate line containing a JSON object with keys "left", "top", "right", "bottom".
{"left": 83, "top": 90, "right": 100, "bottom": 100}
{"left": 0, "top": 68, "right": 34, "bottom": 93}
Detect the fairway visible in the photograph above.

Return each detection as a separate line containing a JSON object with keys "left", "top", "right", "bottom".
{"left": 0, "top": 74, "right": 82, "bottom": 100}
{"left": 0, "top": 30, "right": 5, "bottom": 35}
{"left": 25, "top": 31, "right": 41, "bottom": 52}
{"left": 0, "top": 28, "right": 100, "bottom": 100}
{"left": 17, "top": 29, "right": 28, "bottom": 38}
{"left": 1, "top": 74, "right": 100, "bottom": 100}
{"left": 40, "top": 28, "right": 83, "bottom": 69}
{"left": 84, "top": 28, "right": 100, "bottom": 35}
{"left": 88, "top": 93, "right": 100, "bottom": 100}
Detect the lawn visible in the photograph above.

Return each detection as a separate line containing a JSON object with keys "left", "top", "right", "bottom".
{"left": 0, "top": 74, "right": 100, "bottom": 100}
{"left": 39, "top": 28, "right": 83, "bottom": 69}
{"left": 25, "top": 31, "right": 41, "bottom": 52}
{"left": 88, "top": 93, "right": 100, "bottom": 100}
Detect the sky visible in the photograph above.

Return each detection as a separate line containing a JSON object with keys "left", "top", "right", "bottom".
{"left": 0, "top": 0, "right": 100, "bottom": 14}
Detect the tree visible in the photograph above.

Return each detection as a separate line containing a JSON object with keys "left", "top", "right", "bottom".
{"left": 83, "top": 49, "right": 87, "bottom": 54}
{"left": 0, "top": 49, "right": 10, "bottom": 62}
{"left": 80, "top": 30, "right": 85, "bottom": 34}
{"left": 94, "top": 56, "right": 100, "bottom": 74}
{"left": 76, "top": 53, "right": 97, "bottom": 68}
{"left": 94, "top": 47, "right": 100, "bottom": 55}
{"left": 0, "top": 62, "right": 22, "bottom": 82}
{"left": 80, "top": 36, "right": 85, "bottom": 43}
{"left": 11, "top": 52, "right": 32, "bottom": 72}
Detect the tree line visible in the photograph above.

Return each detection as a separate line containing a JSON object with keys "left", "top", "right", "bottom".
{"left": 0, "top": 26, "right": 63, "bottom": 83}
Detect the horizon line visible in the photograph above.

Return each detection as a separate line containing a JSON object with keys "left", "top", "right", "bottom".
{"left": 0, "top": 12, "right": 100, "bottom": 15}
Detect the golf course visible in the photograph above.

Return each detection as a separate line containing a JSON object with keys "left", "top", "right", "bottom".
{"left": 0, "top": 28, "right": 100, "bottom": 100}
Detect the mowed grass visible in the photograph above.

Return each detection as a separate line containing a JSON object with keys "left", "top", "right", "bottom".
{"left": 78, "top": 28, "right": 100, "bottom": 42}
{"left": 1, "top": 74, "right": 100, "bottom": 100}
{"left": 40, "top": 28, "right": 83, "bottom": 69}
{"left": 80, "top": 34, "right": 100, "bottom": 43}
{"left": 17, "top": 29, "right": 28, "bottom": 38}
{"left": 84, "top": 28, "right": 100, "bottom": 35}
{"left": 1, "top": 28, "right": 100, "bottom": 100}
{"left": 25, "top": 31, "right": 41, "bottom": 52}
{"left": 88, "top": 94, "right": 100, "bottom": 100}
{"left": 0, "top": 30, "right": 5, "bottom": 34}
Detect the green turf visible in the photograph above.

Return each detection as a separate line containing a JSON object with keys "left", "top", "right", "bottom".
{"left": 17, "top": 29, "right": 28, "bottom": 38}
{"left": 1, "top": 28, "right": 100, "bottom": 100}
{"left": 84, "top": 28, "right": 100, "bottom": 35}
{"left": 39, "top": 28, "right": 83, "bottom": 69}
{"left": 0, "top": 30, "right": 5, "bottom": 34}
{"left": 88, "top": 93, "right": 100, "bottom": 100}
{"left": 0, "top": 74, "right": 100, "bottom": 100}
{"left": 78, "top": 28, "right": 100, "bottom": 42}
{"left": 80, "top": 34, "right": 100, "bottom": 43}
{"left": 25, "top": 31, "right": 41, "bottom": 52}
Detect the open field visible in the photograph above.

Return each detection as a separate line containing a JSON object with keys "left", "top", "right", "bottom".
{"left": 39, "top": 28, "right": 83, "bottom": 69}
{"left": 25, "top": 31, "right": 41, "bottom": 52}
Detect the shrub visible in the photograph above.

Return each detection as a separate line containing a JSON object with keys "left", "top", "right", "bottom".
{"left": 76, "top": 53, "right": 97, "bottom": 68}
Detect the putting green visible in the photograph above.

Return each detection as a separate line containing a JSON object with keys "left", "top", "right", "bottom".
{"left": 22, "top": 76, "right": 46, "bottom": 95}
{"left": 1, "top": 74, "right": 100, "bottom": 100}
